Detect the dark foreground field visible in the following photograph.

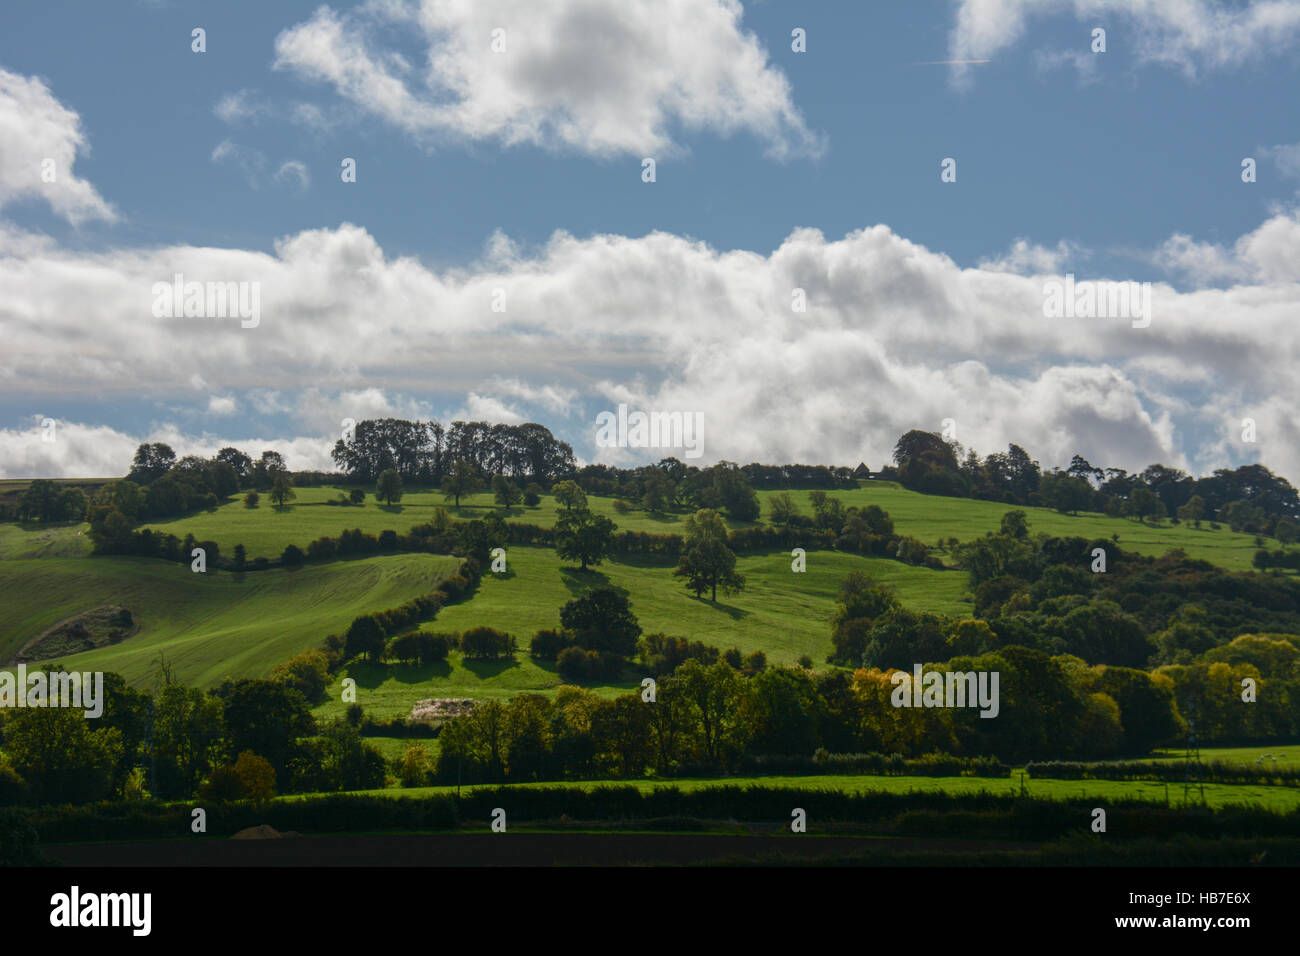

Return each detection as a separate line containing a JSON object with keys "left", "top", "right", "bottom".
{"left": 44, "top": 831, "right": 1037, "bottom": 866}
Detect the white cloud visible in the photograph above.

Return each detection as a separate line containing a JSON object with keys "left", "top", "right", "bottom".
{"left": 1260, "top": 142, "right": 1300, "bottom": 180}
{"left": 211, "top": 142, "right": 312, "bottom": 193}
{"left": 210, "top": 139, "right": 266, "bottom": 188}
{"left": 948, "top": 0, "right": 1300, "bottom": 87}
{"left": 214, "top": 89, "right": 272, "bottom": 125}
{"left": 980, "top": 238, "right": 1083, "bottom": 275}
{"left": 2, "top": 213, "right": 1299, "bottom": 481}
{"left": 272, "top": 0, "right": 824, "bottom": 159}
{"left": 1154, "top": 210, "right": 1300, "bottom": 286}
{"left": 207, "top": 396, "right": 237, "bottom": 416}
{"left": 0, "top": 68, "right": 115, "bottom": 223}
{"left": 275, "top": 160, "right": 311, "bottom": 192}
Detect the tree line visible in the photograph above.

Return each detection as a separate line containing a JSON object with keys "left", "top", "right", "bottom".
{"left": 888, "top": 428, "right": 1300, "bottom": 535}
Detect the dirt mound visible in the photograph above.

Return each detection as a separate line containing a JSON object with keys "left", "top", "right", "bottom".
{"left": 230, "top": 825, "right": 301, "bottom": 840}
{"left": 14, "top": 605, "right": 137, "bottom": 663}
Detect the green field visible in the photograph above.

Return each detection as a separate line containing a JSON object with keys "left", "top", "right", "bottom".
{"left": 0, "top": 553, "right": 459, "bottom": 687}
{"left": 136, "top": 480, "right": 1266, "bottom": 569}
{"left": 288, "top": 770, "right": 1300, "bottom": 812}
{"left": 0, "top": 479, "right": 1273, "bottom": 698}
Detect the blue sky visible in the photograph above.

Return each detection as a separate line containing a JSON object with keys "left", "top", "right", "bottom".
{"left": 2, "top": 0, "right": 1300, "bottom": 481}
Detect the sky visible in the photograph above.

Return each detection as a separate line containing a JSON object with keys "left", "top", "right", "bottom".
{"left": 1, "top": 0, "right": 1299, "bottom": 482}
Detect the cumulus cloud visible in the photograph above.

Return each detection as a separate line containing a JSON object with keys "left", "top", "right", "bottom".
{"left": 979, "top": 238, "right": 1084, "bottom": 275}
{"left": 207, "top": 396, "right": 237, "bottom": 416}
{"left": 2, "top": 209, "right": 1298, "bottom": 480}
{"left": 0, "top": 417, "right": 336, "bottom": 478}
{"left": 0, "top": 68, "right": 115, "bottom": 223}
{"left": 1154, "top": 210, "right": 1300, "bottom": 286}
{"left": 948, "top": 0, "right": 1300, "bottom": 87}
{"left": 272, "top": 0, "right": 824, "bottom": 159}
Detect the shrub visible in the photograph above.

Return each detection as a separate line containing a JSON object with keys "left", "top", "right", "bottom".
{"left": 530, "top": 628, "right": 572, "bottom": 661}
{"left": 0, "top": 764, "right": 29, "bottom": 807}
{"left": 233, "top": 751, "right": 276, "bottom": 802}
{"left": 461, "top": 626, "right": 515, "bottom": 661}
{"left": 349, "top": 488, "right": 365, "bottom": 505}
{"left": 556, "top": 645, "right": 595, "bottom": 682}
{"left": 198, "top": 765, "right": 245, "bottom": 804}
{"left": 399, "top": 745, "right": 432, "bottom": 787}
{"left": 244, "top": 490, "right": 260, "bottom": 508}
{"left": 281, "top": 544, "right": 305, "bottom": 567}
{"left": 613, "top": 499, "right": 631, "bottom": 514}
{"left": 269, "top": 650, "right": 330, "bottom": 703}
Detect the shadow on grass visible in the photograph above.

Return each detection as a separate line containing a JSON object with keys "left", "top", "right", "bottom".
{"left": 559, "top": 567, "right": 628, "bottom": 598}
{"left": 461, "top": 656, "right": 522, "bottom": 679}
{"left": 684, "top": 595, "right": 750, "bottom": 621}
{"left": 387, "top": 660, "right": 454, "bottom": 684}
{"left": 343, "top": 661, "right": 390, "bottom": 690}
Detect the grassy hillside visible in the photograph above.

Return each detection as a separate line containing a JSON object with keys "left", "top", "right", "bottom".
{"left": 0, "top": 477, "right": 1273, "bottom": 695}
{"left": 139, "top": 481, "right": 1265, "bottom": 570}
{"left": 0, "top": 553, "right": 459, "bottom": 687}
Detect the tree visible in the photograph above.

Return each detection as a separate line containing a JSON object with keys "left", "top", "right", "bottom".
{"left": 442, "top": 460, "right": 483, "bottom": 507}
{"left": 1129, "top": 487, "right": 1166, "bottom": 525}
{"left": 675, "top": 508, "right": 743, "bottom": 601}
{"left": 768, "top": 492, "right": 800, "bottom": 527}
{"left": 18, "top": 480, "right": 62, "bottom": 522}
{"left": 492, "top": 474, "right": 522, "bottom": 510}
{"left": 673, "top": 659, "right": 741, "bottom": 766}
{"left": 559, "top": 587, "right": 642, "bottom": 658}
{"left": 1177, "top": 494, "right": 1206, "bottom": 528}
{"left": 127, "top": 442, "right": 176, "bottom": 484}
{"left": 349, "top": 488, "right": 366, "bottom": 505}
{"left": 344, "top": 615, "right": 386, "bottom": 663}
{"left": 1276, "top": 516, "right": 1299, "bottom": 546}
{"left": 231, "top": 751, "right": 276, "bottom": 802}
{"left": 248, "top": 450, "right": 287, "bottom": 489}
{"left": 641, "top": 471, "right": 669, "bottom": 514}
{"left": 214, "top": 679, "right": 315, "bottom": 783}
{"left": 244, "top": 490, "right": 259, "bottom": 509}
{"left": 270, "top": 471, "right": 296, "bottom": 507}
{"left": 376, "top": 469, "right": 404, "bottom": 506}
{"left": 523, "top": 482, "right": 542, "bottom": 507}
{"left": 554, "top": 508, "right": 616, "bottom": 571}
{"left": 711, "top": 462, "right": 760, "bottom": 521}
{"left": 675, "top": 536, "right": 745, "bottom": 602}
{"left": 232, "top": 544, "right": 247, "bottom": 571}
{"left": 999, "top": 510, "right": 1030, "bottom": 539}
{"left": 553, "top": 480, "right": 588, "bottom": 513}
{"left": 1038, "top": 472, "right": 1093, "bottom": 515}
{"left": 1, "top": 706, "right": 124, "bottom": 804}
{"left": 216, "top": 447, "right": 253, "bottom": 484}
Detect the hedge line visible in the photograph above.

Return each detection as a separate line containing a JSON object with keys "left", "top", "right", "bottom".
{"left": 19, "top": 784, "right": 1300, "bottom": 846}
{"left": 1026, "top": 759, "right": 1300, "bottom": 787}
